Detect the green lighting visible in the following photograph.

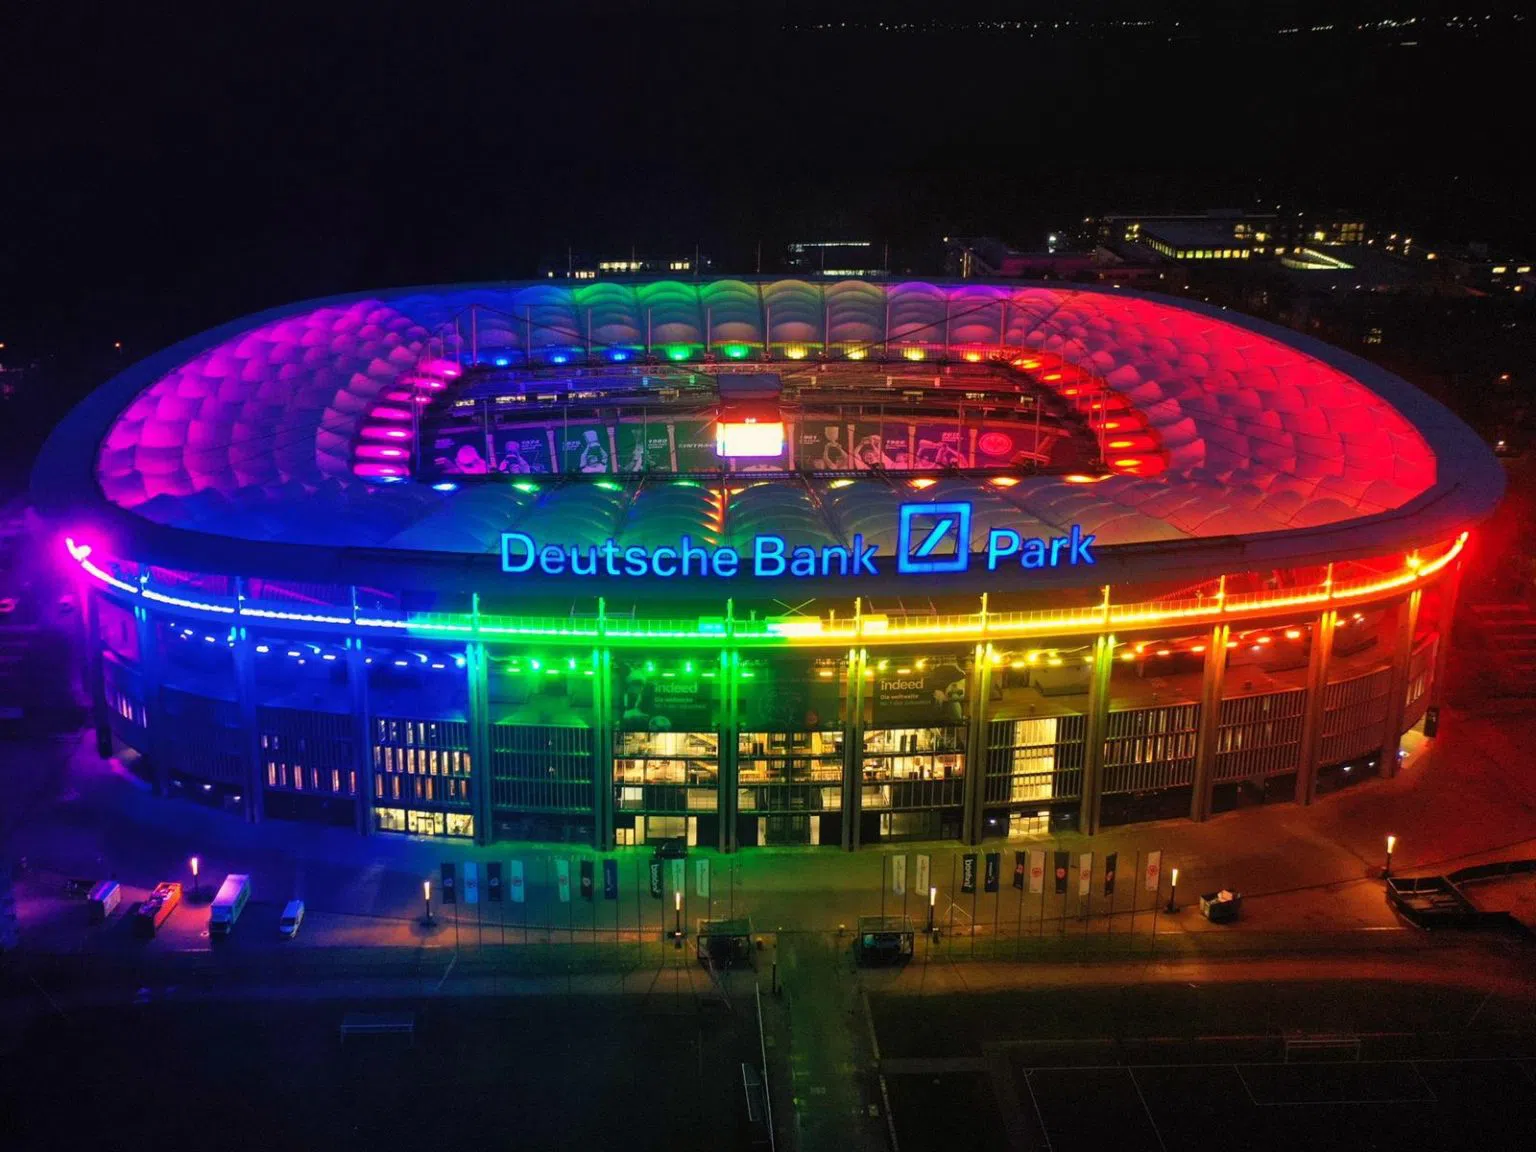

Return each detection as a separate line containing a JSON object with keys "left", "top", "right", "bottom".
{"left": 566, "top": 657, "right": 576, "bottom": 669}
{"left": 741, "top": 670, "right": 755, "bottom": 678}
{"left": 724, "top": 344, "right": 748, "bottom": 359}
{"left": 530, "top": 658, "right": 541, "bottom": 671}
{"left": 644, "top": 660, "right": 655, "bottom": 672}
{"left": 512, "top": 481, "right": 539, "bottom": 494}
{"left": 593, "top": 480, "right": 621, "bottom": 492}
{"left": 666, "top": 345, "right": 691, "bottom": 361}
{"left": 684, "top": 660, "right": 693, "bottom": 673}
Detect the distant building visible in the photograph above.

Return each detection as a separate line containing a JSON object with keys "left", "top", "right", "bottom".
{"left": 943, "top": 236, "right": 1161, "bottom": 284}
{"left": 541, "top": 252, "right": 711, "bottom": 280}
{"left": 1093, "top": 208, "right": 1368, "bottom": 262}
{"left": 786, "top": 241, "right": 886, "bottom": 278}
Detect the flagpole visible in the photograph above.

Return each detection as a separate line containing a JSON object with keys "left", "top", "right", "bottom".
{"left": 1149, "top": 864, "right": 1161, "bottom": 957}
{"left": 1130, "top": 850, "right": 1141, "bottom": 948}
{"left": 1039, "top": 857, "right": 1046, "bottom": 938}
{"left": 1015, "top": 855, "right": 1024, "bottom": 960}
{"left": 970, "top": 862, "right": 978, "bottom": 958}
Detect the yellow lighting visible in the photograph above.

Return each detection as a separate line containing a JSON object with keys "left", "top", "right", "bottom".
{"left": 846, "top": 348, "right": 866, "bottom": 360}
{"left": 828, "top": 478, "right": 855, "bottom": 489}
{"left": 990, "top": 475, "right": 1020, "bottom": 487}
{"left": 1010, "top": 659, "right": 1027, "bottom": 669}
{"left": 1046, "top": 656, "right": 1064, "bottom": 667}
{"left": 909, "top": 478, "right": 937, "bottom": 489}
{"left": 817, "top": 669, "right": 833, "bottom": 678}
{"left": 963, "top": 351, "right": 982, "bottom": 363}
{"left": 1386, "top": 835, "right": 1396, "bottom": 853}
{"left": 903, "top": 348, "right": 925, "bottom": 361}
{"left": 785, "top": 346, "right": 807, "bottom": 360}
{"left": 1190, "top": 644, "right": 1205, "bottom": 653}
{"left": 916, "top": 659, "right": 927, "bottom": 669}
{"left": 1063, "top": 474, "right": 1108, "bottom": 484}
{"left": 1170, "top": 867, "right": 1179, "bottom": 886}
{"left": 423, "top": 880, "right": 431, "bottom": 901}
{"left": 1119, "top": 651, "right": 1136, "bottom": 661}
{"left": 1285, "top": 628, "right": 1302, "bottom": 639}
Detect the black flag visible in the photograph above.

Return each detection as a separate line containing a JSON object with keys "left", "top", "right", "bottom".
{"left": 487, "top": 861, "right": 503, "bottom": 902}
{"left": 440, "top": 862, "right": 457, "bottom": 905}
{"left": 1012, "top": 851, "right": 1026, "bottom": 890}
{"left": 984, "top": 852, "right": 1000, "bottom": 893}
{"left": 603, "top": 859, "right": 619, "bottom": 900}
{"left": 648, "top": 860, "right": 663, "bottom": 899}
{"left": 1103, "top": 852, "right": 1118, "bottom": 898}
{"left": 579, "top": 859, "right": 594, "bottom": 901}
{"left": 1053, "top": 851, "right": 1069, "bottom": 895}
{"left": 961, "top": 853, "right": 978, "bottom": 893}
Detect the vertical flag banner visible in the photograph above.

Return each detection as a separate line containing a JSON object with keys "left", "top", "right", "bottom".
{"left": 648, "top": 860, "right": 663, "bottom": 899}
{"left": 1078, "top": 853, "right": 1093, "bottom": 898}
{"left": 669, "top": 858, "right": 685, "bottom": 895}
{"left": 961, "top": 853, "right": 978, "bottom": 893}
{"left": 695, "top": 858, "right": 710, "bottom": 899}
{"left": 1144, "top": 850, "right": 1163, "bottom": 892}
{"left": 486, "top": 861, "right": 503, "bottom": 902}
{"left": 1104, "top": 852, "right": 1118, "bottom": 898}
{"left": 914, "top": 853, "right": 930, "bottom": 898}
{"left": 509, "top": 859, "right": 525, "bottom": 904}
{"left": 440, "top": 862, "right": 458, "bottom": 904}
{"left": 1028, "top": 850, "right": 1046, "bottom": 894}
{"left": 1053, "top": 852, "right": 1069, "bottom": 895}
{"left": 579, "top": 859, "right": 594, "bottom": 901}
{"left": 984, "top": 852, "right": 1000, "bottom": 893}
{"left": 1012, "top": 852, "right": 1026, "bottom": 890}
{"left": 555, "top": 858, "right": 572, "bottom": 903}
{"left": 462, "top": 861, "right": 480, "bottom": 905}
{"left": 892, "top": 855, "right": 907, "bottom": 896}
{"left": 602, "top": 858, "right": 619, "bottom": 900}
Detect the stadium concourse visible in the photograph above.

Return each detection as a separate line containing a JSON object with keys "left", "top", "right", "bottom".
{"left": 30, "top": 279, "right": 1502, "bottom": 851}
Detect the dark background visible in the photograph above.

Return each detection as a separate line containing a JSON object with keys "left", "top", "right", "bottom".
{"left": 1, "top": 1, "right": 1531, "bottom": 424}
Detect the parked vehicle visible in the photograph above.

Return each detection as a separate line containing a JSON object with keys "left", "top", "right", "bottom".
{"left": 133, "top": 881, "right": 182, "bottom": 938}
{"left": 87, "top": 880, "right": 121, "bottom": 923}
{"left": 208, "top": 874, "right": 251, "bottom": 935}
{"left": 278, "top": 899, "right": 305, "bottom": 939}
{"left": 653, "top": 837, "right": 688, "bottom": 860}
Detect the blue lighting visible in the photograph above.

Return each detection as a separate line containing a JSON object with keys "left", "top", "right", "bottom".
{"left": 551, "top": 353, "right": 569, "bottom": 365}
{"left": 432, "top": 482, "right": 458, "bottom": 492}
{"left": 376, "top": 476, "right": 404, "bottom": 484}
{"left": 609, "top": 350, "right": 629, "bottom": 362}
{"left": 453, "top": 654, "right": 466, "bottom": 669}
{"left": 492, "top": 356, "right": 510, "bottom": 367}
{"left": 255, "top": 644, "right": 269, "bottom": 653}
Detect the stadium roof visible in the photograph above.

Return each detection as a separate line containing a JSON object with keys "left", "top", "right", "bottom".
{"left": 34, "top": 279, "right": 1501, "bottom": 590}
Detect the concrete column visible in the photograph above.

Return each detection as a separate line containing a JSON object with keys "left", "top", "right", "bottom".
{"left": 592, "top": 646, "right": 614, "bottom": 851}
{"left": 1077, "top": 633, "right": 1115, "bottom": 836}
{"left": 346, "top": 638, "right": 373, "bottom": 836}
{"left": 961, "top": 644, "right": 993, "bottom": 845}
{"left": 842, "top": 647, "right": 866, "bottom": 851}
{"left": 1426, "top": 557, "right": 1464, "bottom": 713}
{"left": 1189, "top": 623, "right": 1231, "bottom": 822}
{"left": 83, "top": 590, "right": 111, "bottom": 759}
{"left": 465, "top": 642, "right": 493, "bottom": 845}
{"left": 231, "top": 627, "right": 265, "bottom": 824}
{"left": 717, "top": 648, "right": 739, "bottom": 853}
{"left": 1381, "top": 590, "right": 1422, "bottom": 777}
{"left": 132, "top": 603, "right": 170, "bottom": 798}
{"left": 1294, "top": 610, "right": 1337, "bottom": 807}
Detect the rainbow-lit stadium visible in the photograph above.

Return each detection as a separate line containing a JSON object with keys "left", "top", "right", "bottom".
{"left": 31, "top": 279, "right": 1502, "bottom": 850}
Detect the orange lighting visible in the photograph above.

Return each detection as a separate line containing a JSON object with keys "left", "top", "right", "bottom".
{"left": 909, "top": 477, "right": 937, "bottom": 490}
{"left": 1119, "top": 652, "right": 1136, "bottom": 661}
{"left": 1063, "top": 474, "right": 1109, "bottom": 484}
{"left": 1190, "top": 644, "right": 1206, "bottom": 653}
{"left": 1285, "top": 628, "right": 1302, "bottom": 639}
{"left": 1044, "top": 373, "right": 1062, "bottom": 382}
{"left": 990, "top": 476, "right": 1020, "bottom": 487}
{"left": 1255, "top": 636, "right": 1272, "bottom": 645}
{"left": 1226, "top": 640, "right": 1238, "bottom": 648}
{"left": 1112, "top": 458, "right": 1141, "bottom": 468}
{"left": 1156, "top": 648, "right": 1171, "bottom": 656}
{"left": 1101, "top": 421, "right": 1121, "bottom": 430}
{"left": 963, "top": 351, "right": 982, "bottom": 363}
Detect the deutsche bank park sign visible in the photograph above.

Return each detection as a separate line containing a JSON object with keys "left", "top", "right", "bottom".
{"left": 500, "top": 502, "right": 1096, "bottom": 580}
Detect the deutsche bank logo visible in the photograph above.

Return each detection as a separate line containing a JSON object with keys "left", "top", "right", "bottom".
{"left": 897, "top": 502, "right": 972, "bottom": 574}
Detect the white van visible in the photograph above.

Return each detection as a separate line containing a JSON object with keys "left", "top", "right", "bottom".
{"left": 278, "top": 899, "right": 305, "bottom": 939}
{"left": 88, "top": 880, "right": 122, "bottom": 923}
{"left": 208, "top": 873, "right": 251, "bottom": 935}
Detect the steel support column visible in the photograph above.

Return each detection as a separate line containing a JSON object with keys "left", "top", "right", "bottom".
{"left": 132, "top": 602, "right": 170, "bottom": 798}
{"left": 961, "top": 643, "right": 993, "bottom": 845}
{"left": 83, "top": 590, "right": 111, "bottom": 759}
{"left": 1188, "top": 624, "right": 1230, "bottom": 822}
{"left": 1077, "top": 634, "right": 1115, "bottom": 836}
{"left": 593, "top": 646, "right": 614, "bottom": 851}
{"left": 465, "top": 641, "right": 493, "bottom": 845}
{"left": 346, "top": 638, "right": 374, "bottom": 836}
{"left": 231, "top": 626, "right": 264, "bottom": 824}
{"left": 1426, "top": 557, "right": 1464, "bottom": 713}
{"left": 842, "top": 647, "right": 867, "bottom": 851}
{"left": 718, "top": 648, "right": 740, "bottom": 853}
{"left": 1294, "top": 610, "right": 1337, "bottom": 807}
{"left": 1380, "top": 590, "right": 1422, "bottom": 777}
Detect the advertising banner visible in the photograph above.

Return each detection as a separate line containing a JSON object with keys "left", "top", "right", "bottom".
{"left": 737, "top": 657, "right": 843, "bottom": 731}
{"left": 912, "top": 422, "right": 969, "bottom": 469}
{"left": 973, "top": 425, "right": 1027, "bottom": 469}
{"left": 1144, "top": 850, "right": 1163, "bottom": 892}
{"left": 555, "top": 858, "right": 571, "bottom": 903}
{"left": 560, "top": 423, "right": 615, "bottom": 473}
{"left": 602, "top": 859, "right": 619, "bottom": 900}
{"left": 1028, "top": 849, "right": 1046, "bottom": 895}
{"left": 648, "top": 860, "right": 663, "bottom": 899}
{"left": 1013, "top": 851, "right": 1026, "bottom": 891}
{"left": 1078, "top": 853, "right": 1093, "bottom": 898}
{"left": 440, "top": 862, "right": 457, "bottom": 904}
{"left": 914, "top": 853, "right": 930, "bottom": 899}
{"left": 509, "top": 859, "right": 525, "bottom": 904}
{"left": 1053, "top": 851, "right": 1069, "bottom": 895}
{"left": 617, "top": 659, "right": 714, "bottom": 732}
{"left": 491, "top": 424, "right": 555, "bottom": 474}
{"left": 891, "top": 854, "right": 906, "bottom": 896}
{"left": 669, "top": 858, "right": 685, "bottom": 896}
{"left": 428, "top": 427, "right": 493, "bottom": 476}
{"left": 615, "top": 420, "right": 674, "bottom": 473}
{"left": 851, "top": 419, "right": 906, "bottom": 470}
{"left": 487, "top": 861, "right": 503, "bottom": 903}
{"left": 961, "top": 853, "right": 977, "bottom": 894}
{"left": 579, "top": 859, "right": 594, "bottom": 901}
{"left": 462, "top": 861, "right": 479, "bottom": 905}
{"left": 695, "top": 858, "right": 710, "bottom": 899}
{"left": 984, "top": 852, "right": 1000, "bottom": 893}
{"left": 1104, "top": 852, "right": 1118, "bottom": 898}
{"left": 673, "top": 415, "right": 719, "bottom": 472}
{"left": 871, "top": 661, "right": 968, "bottom": 726}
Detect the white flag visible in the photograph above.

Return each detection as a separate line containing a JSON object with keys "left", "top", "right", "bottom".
{"left": 1144, "top": 850, "right": 1162, "bottom": 893}
{"left": 914, "top": 853, "right": 930, "bottom": 898}
{"left": 462, "top": 861, "right": 479, "bottom": 905}
{"left": 1027, "top": 849, "right": 1045, "bottom": 894}
{"left": 891, "top": 855, "right": 907, "bottom": 896}
{"left": 695, "top": 858, "right": 710, "bottom": 899}
{"left": 1078, "top": 853, "right": 1093, "bottom": 898}
{"left": 555, "top": 858, "right": 571, "bottom": 903}
{"left": 509, "top": 859, "right": 525, "bottom": 904}
{"left": 669, "top": 858, "right": 685, "bottom": 895}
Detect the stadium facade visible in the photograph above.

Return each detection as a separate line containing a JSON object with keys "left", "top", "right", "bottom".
{"left": 31, "top": 279, "right": 1502, "bottom": 850}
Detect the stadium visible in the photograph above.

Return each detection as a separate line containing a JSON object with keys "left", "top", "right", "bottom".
{"left": 30, "top": 278, "right": 1502, "bottom": 851}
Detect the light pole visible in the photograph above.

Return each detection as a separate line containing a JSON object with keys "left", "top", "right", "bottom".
{"left": 423, "top": 879, "right": 434, "bottom": 925}
{"left": 189, "top": 856, "right": 200, "bottom": 901}
{"left": 1384, "top": 835, "right": 1396, "bottom": 878}
{"left": 927, "top": 885, "right": 937, "bottom": 935}
{"left": 1165, "top": 867, "right": 1179, "bottom": 914}
{"left": 673, "top": 890, "right": 683, "bottom": 939}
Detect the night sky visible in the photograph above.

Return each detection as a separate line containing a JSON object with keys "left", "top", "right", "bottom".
{"left": 2, "top": 1, "right": 1531, "bottom": 368}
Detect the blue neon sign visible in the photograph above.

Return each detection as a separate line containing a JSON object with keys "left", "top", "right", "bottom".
{"left": 499, "top": 503, "right": 1094, "bottom": 579}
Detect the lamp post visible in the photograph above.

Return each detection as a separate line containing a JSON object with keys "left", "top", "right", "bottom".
{"left": 927, "top": 885, "right": 937, "bottom": 935}
{"left": 423, "top": 879, "right": 433, "bottom": 925}
{"left": 189, "top": 855, "right": 200, "bottom": 901}
{"left": 1165, "top": 867, "right": 1179, "bottom": 914}
{"left": 1384, "top": 835, "right": 1396, "bottom": 878}
{"left": 673, "top": 890, "right": 683, "bottom": 939}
